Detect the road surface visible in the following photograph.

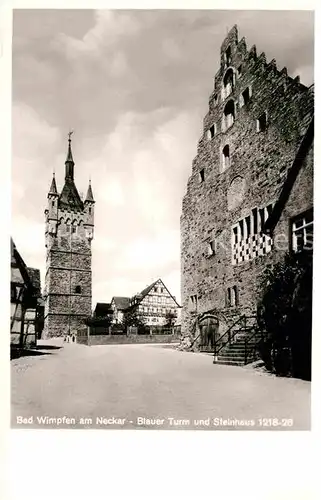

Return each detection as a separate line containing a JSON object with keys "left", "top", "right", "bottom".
{"left": 11, "top": 340, "right": 311, "bottom": 430}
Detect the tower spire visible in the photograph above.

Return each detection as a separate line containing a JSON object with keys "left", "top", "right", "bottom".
{"left": 48, "top": 172, "right": 58, "bottom": 197}
{"left": 65, "top": 130, "right": 75, "bottom": 180}
{"left": 85, "top": 178, "right": 95, "bottom": 203}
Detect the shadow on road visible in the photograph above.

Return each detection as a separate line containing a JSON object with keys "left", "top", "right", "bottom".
{"left": 10, "top": 347, "right": 58, "bottom": 360}
{"left": 35, "top": 344, "right": 62, "bottom": 350}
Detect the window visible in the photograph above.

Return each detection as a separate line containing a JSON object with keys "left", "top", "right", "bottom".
{"left": 72, "top": 226, "right": 77, "bottom": 234}
{"left": 240, "top": 87, "right": 251, "bottom": 107}
{"left": 199, "top": 169, "right": 205, "bottom": 183}
{"left": 225, "top": 46, "right": 231, "bottom": 66}
{"left": 75, "top": 285, "right": 81, "bottom": 294}
{"left": 52, "top": 200, "right": 55, "bottom": 207}
{"left": 89, "top": 207, "right": 92, "bottom": 215}
{"left": 207, "top": 123, "right": 216, "bottom": 140}
{"left": 189, "top": 295, "right": 198, "bottom": 311}
{"left": 232, "top": 285, "right": 239, "bottom": 306}
{"left": 214, "top": 94, "right": 218, "bottom": 105}
{"left": 223, "top": 68, "right": 234, "bottom": 99}
{"left": 227, "top": 288, "right": 232, "bottom": 307}
{"left": 223, "top": 100, "right": 235, "bottom": 130}
{"left": 160, "top": 287, "right": 163, "bottom": 293}
{"left": 222, "top": 145, "right": 230, "bottom": 170}
{"left": 237, "top": 65, "right": 243, "bottom": 77}
{"left": 226, "top": 286, "right": 239, "bottom": 307}
{"left": 257, "top": 112, "right": 268, "bottom": 132}
{"left": 291, "top": 210, "right": 313, "bottom": 253}
{"left": 207, "top": 240, "right": 216, "bottom": 257}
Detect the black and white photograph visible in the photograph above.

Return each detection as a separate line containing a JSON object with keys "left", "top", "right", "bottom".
{"left": 9, "top": 8, "right": 314, "bottom": 432}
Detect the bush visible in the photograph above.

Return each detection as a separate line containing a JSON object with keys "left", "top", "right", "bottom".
{"left": 257, "top": 252, "right": 312, "bottom": 380}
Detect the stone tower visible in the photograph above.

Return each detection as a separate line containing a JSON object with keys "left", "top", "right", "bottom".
{"left": 43, "top": 134, "right": 95, "bottom": 338}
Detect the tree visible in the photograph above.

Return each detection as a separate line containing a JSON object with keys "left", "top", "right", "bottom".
{"left": 122, "top": 308, "right": 147, "bottom": 333}
{"left": 164, "top": 310, "right": 177, "bottom": 330}
{"left": 257, "top": 251, "right": 312, "bottom": 380}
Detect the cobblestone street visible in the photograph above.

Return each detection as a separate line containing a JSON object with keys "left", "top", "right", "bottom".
{"left": 11, "top": 340, "right": 311, "bottom": 430}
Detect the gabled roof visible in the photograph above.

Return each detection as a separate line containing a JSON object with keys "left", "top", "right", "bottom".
{"left": 263, "top": 115, "right": 314, "bottom": 236}
{"left": 11, "top": 238, "right": 31, "bottom": 287}
{"left": 132, "top": 278, "right": 181, "bottom": 308}
{"left": 94, "top": 302, "right": 112, "bottom": 317}
{"left": 27, "top": 268, "right": 42, "bottom": 298}
{"left": 111, "top": 297, "right": 130, "bottom": 310}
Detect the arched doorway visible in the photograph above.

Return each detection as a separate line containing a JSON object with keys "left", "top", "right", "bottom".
{"left": 199, "top": 315, "right": 219, "bottom": 351}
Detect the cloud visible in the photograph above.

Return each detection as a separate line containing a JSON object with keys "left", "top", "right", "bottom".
{"left": 52, "top": 10, "right": 140, "bottom": 59}
{"left": 12, "top": 103, "right": 62, "bottom": 218}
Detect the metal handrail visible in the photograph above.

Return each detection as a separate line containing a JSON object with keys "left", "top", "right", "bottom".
{"left": 213, "top": 314, "right": 258, "bottom": 362}
{"left": 244, "top": 326, "right": 268, "bottom": 365}
{"left": 213, "top": 315, "right": 247, "bottom": 358}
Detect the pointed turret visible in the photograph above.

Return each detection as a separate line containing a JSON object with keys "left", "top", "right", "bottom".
{"left": 65, "top": 131, "right": 75, "bottom": 180}
{"left": 85, "top": 180, "right": 95, "bottom": 203}
{"left": 59, "top": 131, "right": 83, "bottom": 210}
{"left": 48, "top": 173, "right": 58, "bottom": 197}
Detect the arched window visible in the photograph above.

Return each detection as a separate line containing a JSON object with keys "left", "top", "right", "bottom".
{"left": 222, "top": 145, "right": 230, "bottom": 170}
{"left": 75, "top": 285, "right": 81, "bottom": 294}
{"left": 223, "top": 68, "right": 235, "bottom": 99}
{"left": 225, "top": 46, "right": 232, "bottom": 66}
{"left": 223, "top": 100, "right": 235, "bottom": 130}
{"left": 65, "top": 218, "right": 71, "bottom": 232}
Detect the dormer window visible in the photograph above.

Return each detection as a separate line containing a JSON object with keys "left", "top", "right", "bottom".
{"left": 222, "top": 145, "right": 230, "bottom": 170}
{"left": 223, "top": 100, "right": 235, "bottom": 131}
{"left": 223, "top": 68, "right": 235, "bottom": 99}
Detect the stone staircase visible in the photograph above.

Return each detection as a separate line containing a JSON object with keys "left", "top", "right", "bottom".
{"left": 213, "top": 327, "right": 260, "bottom": 366}
{"left": 212, "top": 316, "right": 264, "bottom": 367}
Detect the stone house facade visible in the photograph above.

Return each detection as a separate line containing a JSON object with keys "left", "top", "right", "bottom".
{"left": 180, "top": 25, "right": 314, "bottom": 341}
{"left": 43, "top": 136, "right": 95, "bottom": 338}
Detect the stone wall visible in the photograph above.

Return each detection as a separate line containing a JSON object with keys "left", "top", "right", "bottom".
{"left": 181, "top": 25, "right": 314, "bottom": 338}
{"left": 84, "top": 334, "right": 179, "bottom": 346}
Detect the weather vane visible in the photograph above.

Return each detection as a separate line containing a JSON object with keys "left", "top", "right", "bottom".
{"left": 68, "top": 130, "right": 74, "bottom": 141}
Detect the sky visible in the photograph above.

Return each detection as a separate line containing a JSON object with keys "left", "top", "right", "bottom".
{"left": 11, "top": 9, "right": 314, "bottom": 308}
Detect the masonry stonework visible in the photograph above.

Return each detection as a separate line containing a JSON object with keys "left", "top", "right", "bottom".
{"left": 43, "top": 137, "right": 95, "bottom": 338}
{"left": 180, "top": 25, "right": 314, "bottom": 340}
